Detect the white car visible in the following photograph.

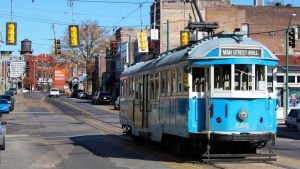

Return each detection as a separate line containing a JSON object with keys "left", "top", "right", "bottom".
{"left": 49, "top": 88, "right": 60, "bottom": 97}
{"left": 285, "top": 108, "right": 300, "bottom": 129}
{"left": 0, "top": 121, "right": 6, "bottom": 150}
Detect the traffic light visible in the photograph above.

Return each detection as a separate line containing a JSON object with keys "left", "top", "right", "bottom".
{"left": 137, "top": 31, "right": 148, "bottom": 53}
{"left": 110, "top": 41, "right": 118, "bottom": 56}
{"left": 6, "top": 22, "right": 17, "bottom": 45}
{"left": 180, "top": 31, "right": 189, "bottom": 46}
{"left": 288, "top": 28, "right": 296, "bottom": 48}
{"left": 69, "top": 25, "right": 79, "bottom": 47}
{"left": 148, "top": 41, "right": 156, "bottom": 56}
{"left": 54, "top": 39, "right": 61, "bottom": 55}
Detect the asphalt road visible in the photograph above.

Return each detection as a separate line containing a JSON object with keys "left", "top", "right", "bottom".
{"left": 0, "top": 93, "right": 179, "bottom": 169}
{"left": 1, "top": 92, "right": 300, "bottom": 169}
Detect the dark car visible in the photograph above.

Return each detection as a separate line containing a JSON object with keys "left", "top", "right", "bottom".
{"left": 71, "top": 89, "right": 83, "bottom": 98}
{"left": 93, "top": 91, "right": 112, "bottom": 105}
{"left": 8, "top": 88, "right": 17, "bottom": 95}
{"left": 78, "top": 91, "right": 88, "bottom": 99}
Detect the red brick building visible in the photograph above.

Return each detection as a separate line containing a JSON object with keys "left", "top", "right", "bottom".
{"left": 23, "top": 54, "right": 69, "bottom": 91}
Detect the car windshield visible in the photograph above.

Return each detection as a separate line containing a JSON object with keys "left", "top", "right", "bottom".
{"left": 51, "top": 89, "right": 58, "bottom": 91}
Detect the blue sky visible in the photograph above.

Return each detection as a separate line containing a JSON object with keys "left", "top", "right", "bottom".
{"left": 231, "top": 0, "right": 300, "bottom": 5}
{"left": 0, "top": 0, "right": 300, "bottom": 55}
{"left": 0, "top": 0, "right": 153, "bottom": 55}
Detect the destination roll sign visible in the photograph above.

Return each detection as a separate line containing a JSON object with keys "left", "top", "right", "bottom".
{"left": 221, "top": 48, "right": 261, "bottom": 57}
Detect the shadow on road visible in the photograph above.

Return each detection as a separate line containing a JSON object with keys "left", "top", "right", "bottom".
{"left": 277, "top": 124, "right": 300, "bottom": 140}
{"left": 69, "top": 134, "right": 167, "bottom": 161}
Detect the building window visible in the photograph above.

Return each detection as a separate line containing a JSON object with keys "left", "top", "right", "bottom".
{"left": 288, "top": 76, "right": 295, "bottom": 83}
{"left": 277, "top": 76, "right": 284, "bottom": 83}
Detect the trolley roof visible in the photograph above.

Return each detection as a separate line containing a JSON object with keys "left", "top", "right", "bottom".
{"left": 121, "top": 32, "right": 278, "bottom": 77}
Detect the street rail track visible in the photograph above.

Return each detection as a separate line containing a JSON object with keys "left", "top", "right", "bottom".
{"left": 46, "top": 97, "right": 295, "bottom": 169}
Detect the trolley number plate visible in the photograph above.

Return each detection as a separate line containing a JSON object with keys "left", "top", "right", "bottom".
{"left": 235, "top": 123, "right": 250, "bottom": 129}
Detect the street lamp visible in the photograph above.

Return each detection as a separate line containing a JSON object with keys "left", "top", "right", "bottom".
{"left": 285, "top": 13, "right": 296, "bottom": 117}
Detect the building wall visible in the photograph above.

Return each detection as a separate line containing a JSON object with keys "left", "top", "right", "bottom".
{"left": 154, "top": 0, "right": 230, "bottom": 53}
{"left": 152, "top": 1, "right": 300, "bottom": 56}
{"left": 207, "top": 6, "right": 300, "bottom": 55}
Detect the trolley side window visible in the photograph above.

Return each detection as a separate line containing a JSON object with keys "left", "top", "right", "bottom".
{"left": 183, "top": 68, "right": 189, "bottom": 92}
{"left": 160, "top": 71, "right": 167, "bottom": 95}
{"left": 234, "top": 64, "right": 252, "bottom": 91}
{"left": 267, "top": 67, "right": 274, "bottom": 92}
{"left": 214, "top": 65, "right": 231, "bottom": 91}
{"left": 177, "top": 68, "right": 183, "bottom": 93}
{"left": 255, "top": 65, "right": 266, "bottom": 91}
{"left": 172, "top": 69, "right": 177, "bottom": 95}
{"left": 192, "top": 67, "right": 205, "bottom": 92}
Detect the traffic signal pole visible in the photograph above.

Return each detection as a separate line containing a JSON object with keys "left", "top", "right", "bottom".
{"left": 285, "top": 29, "right": 289, "bottom": 117}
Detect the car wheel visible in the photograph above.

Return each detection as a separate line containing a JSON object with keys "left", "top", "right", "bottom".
{"left": 0, "top": 136, "right": 5, "bottom": 150}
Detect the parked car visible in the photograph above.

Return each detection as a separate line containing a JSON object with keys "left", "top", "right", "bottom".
{"left": 49, "top": 88, "right": 60, "bottom": 97}
{"left": 71, "top": 89, "right": 83, "bottom": 98}
{"left": 0, "top": 99, "right": 10, "bottom": 114}
{"left": 4, "top": 91, "right": 16, "bottom": 102}
{"left": 0, "top": 95, "right": 14, "bottom": 111}
{"left": 22, "top": 88, "right": 30, "bottom": 93}
{"left": 114, "top": 96, "right": 120, "bottom": 110}
{"left": 93, "top": 91, "right": 112, "bottom": 105}
{"left": 78, "top": 91, "right": 88, "bottom": 99}
{"left": 0, "top": 121, "right": 6, "bottom": 150}
{"left": 8, "top": 87, "right": 17, "bottom": 95}
{"left": 285, "top": 108, "right": 300, "bottom": 129}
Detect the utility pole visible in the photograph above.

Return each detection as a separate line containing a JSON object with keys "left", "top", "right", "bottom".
{"left": 167, "top": 20, "right": 170, "bottom": 52}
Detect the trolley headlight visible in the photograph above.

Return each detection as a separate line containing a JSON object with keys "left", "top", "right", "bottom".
{"left": 238, "top": 110, "right": 248, "bottom": 121}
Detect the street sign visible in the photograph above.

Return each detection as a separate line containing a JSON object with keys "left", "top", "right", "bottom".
{"left": 11, "top": 78, "right": 18, "bottom": 83}
{"left": 10, "top": 61, "right": 26, "bottom": 78}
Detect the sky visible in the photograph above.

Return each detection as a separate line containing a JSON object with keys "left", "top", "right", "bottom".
{"left": 0, "top": 0, "right": 153, "bottom": 55}
{"left": 231, "top": 0, "right": 300, "bottom": 6}
{"left": 0, "top": 0, "right": 300, "bottom": 55}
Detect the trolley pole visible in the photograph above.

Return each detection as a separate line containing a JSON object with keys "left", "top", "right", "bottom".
{"left": 285, "top": 30, "right": 289, "bottom": 117}
{"left": 285, "top": 13, "right": 296, "bottom": 117}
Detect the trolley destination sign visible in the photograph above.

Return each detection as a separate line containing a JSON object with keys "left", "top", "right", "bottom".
{"left": 221, "top": 48, "right": 261, "bottom": 57}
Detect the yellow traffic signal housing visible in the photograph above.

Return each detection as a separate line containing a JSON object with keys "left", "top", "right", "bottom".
{"left": 138, "top": 31, "right": 148, "bottom": 53}
{"left": 6, "top": 22, "right": 17, "bottom": 45}
{"left": 180, "top": 31, "right": 189, "bottom": 46}
{"left": 69, "top": 25, "right": 79, "bottom": 47}
{"left": 54, "top": 39, "right": 61, "bottom": 55}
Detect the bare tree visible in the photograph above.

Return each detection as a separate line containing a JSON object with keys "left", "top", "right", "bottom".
{"left": 61, "top": 20, "right": 110, "bottom": 93}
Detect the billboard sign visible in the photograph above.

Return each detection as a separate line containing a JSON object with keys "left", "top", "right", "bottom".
{"left": 10, "top": 61, "right": 26, "bottom": 78}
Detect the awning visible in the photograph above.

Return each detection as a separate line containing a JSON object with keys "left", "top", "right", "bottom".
{"left": 79, "top": 73, "right": 87, "bottom": 82}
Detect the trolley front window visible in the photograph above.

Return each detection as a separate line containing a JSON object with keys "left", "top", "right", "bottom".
{"left": 255, "top": 65, "right": 266, "bottom": 91}
{"left": 214, "top": 65, "right": 231, "bottom": 91}
{"left": 235, "top": 64, "right": 252, "bottom": 91}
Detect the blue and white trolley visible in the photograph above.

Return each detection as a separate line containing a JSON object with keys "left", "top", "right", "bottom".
{"left": 119, "top": 32, "right": 278, "bottom": 160}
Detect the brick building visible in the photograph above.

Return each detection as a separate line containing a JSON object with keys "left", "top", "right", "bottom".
{"left": 151, "top": 1, "right": 300, "bottom": 55}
